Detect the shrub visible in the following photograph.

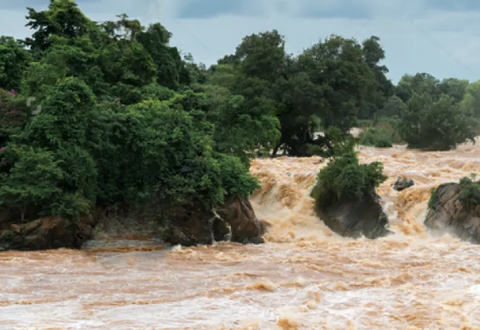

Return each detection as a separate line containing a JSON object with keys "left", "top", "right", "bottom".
{"left": 306, "top": 127, "right": 356, "bottom": 157}
{"left": 311, "top": 152, "right": 387, "bottom": 207}
{"left": 398, "top": 93, "right": 476, "bottom": 151}
{"left": 428, "top": 187, "right": 439, "bottom": 209}
{"left": 458, "top": 174, "right": 480, "bottom": 211}
{"left": 358, "top": 127, "right": 393, "bottom": 148}
{"left": 375, "top": 119, "right": 403, "bottom": 144}
{"left": 0, "top": 145, "right": 64, "bottom": 221}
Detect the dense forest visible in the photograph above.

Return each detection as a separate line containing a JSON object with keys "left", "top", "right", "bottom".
{"left": 0, "top": 0, "right": 479, "bottom": 231}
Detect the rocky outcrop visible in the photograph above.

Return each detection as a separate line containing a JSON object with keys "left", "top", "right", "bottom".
{"left": 392, "top": 176, "right": 414, "bottom": 191}
{"left": 425, "top": 183, "right": 480, "bottom": 243}
{"left": 165, "top": 196, "right": 265, "bottom": 246}
{"left": 315, "top": 191, "right": 391, "bottom": 239}
{"left": 217, "top": 196, "right": 265, "bottom": 244}
{"left": 0, "top": 216, "right": 97, "bottom": 251}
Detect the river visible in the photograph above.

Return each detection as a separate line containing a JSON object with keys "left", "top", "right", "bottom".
{"left": 1, "top": 144, "right": 480, "bottom": 329}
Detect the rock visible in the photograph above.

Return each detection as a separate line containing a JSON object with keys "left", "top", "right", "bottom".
{"left": 165, "top": 204, "right": 215, "bottom": 246}
{"left": 164, "top": 196, "right": 265, "bottom": 246}
{"left": 217, "top": 196, "right": 265, "bottom": 244}
{"left": 425, "top": 183, "right": 480, "bottom": 243}
{"left": 392, "top": 176, "right": 414, "bottom": 191}
{"left": 0, "top": 216, "right": 96, "bottom": 251}
{"left": 315, "top": 191, "right": 391, "bottom": 239}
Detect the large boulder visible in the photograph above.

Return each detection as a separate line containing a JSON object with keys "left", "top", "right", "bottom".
{"left": 217, "top": 195, "right": 265, "bottom": 244}
{"left": 392, "top": 176, "right": 414, "bottom": 191}
{"left": 165, "top": 196, "right": 265, "bottom": 246}
{"left": 315, "top": 191, "right": 391, "bottom": 239}
{"left": 425, "top": 183, "right": 480, "bottom": 243}
{"left": 0, "top": 216, "right": 97, "bottom": 251}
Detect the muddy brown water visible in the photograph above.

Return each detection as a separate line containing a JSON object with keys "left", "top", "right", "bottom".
{"left": 2, "top": 144, "right": 480, "bottom": 329}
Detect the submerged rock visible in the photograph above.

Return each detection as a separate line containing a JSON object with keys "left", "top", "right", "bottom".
{"left": 0, "top": 216, "right": 96, "bottom": 251}
{"left": 392, "top": 176, "right": 414, "bottom": 191}
{"left": 165, "top": 196, "right": 265, "bottom": 246}
{"left": 425, "top": 183, "right": 480, "bottom": 243}
{"left": 315, "top": 191, "right": 391, "bottom": 239}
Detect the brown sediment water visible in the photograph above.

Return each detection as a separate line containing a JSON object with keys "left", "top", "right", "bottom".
{"left": 2, "top": 143, "right": 480, "bottom": 329}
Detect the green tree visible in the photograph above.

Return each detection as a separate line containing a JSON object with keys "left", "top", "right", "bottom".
{"left": 0, "top": 36, "right": 31, "bottom": 91}
{"left": 19, "top": 77, "right": 95, "bottom": 149}
{"left": 358, "top": 127, "right": 393, "bottom": 148}
{"left": 199, "top": 64, "right": 280, "bottom": 163}
{"left": 378, "top": 95, "right": 406, "bottom": 118}
{"left": 438, "top": 78, "right": 469, "bottom": 104}
{"left": 137, "top": 23, "right": 189, "bottom": 89}
{"left": 0, "top": 145, "right": 63, "bottom": 221}
{"left": 22, "top": 35, "right": 106, "bottom": 97}
{"left": 395, "top": 73, "right": 440, "bottom": 103}
{"left": 25, "top": 0, "right": 92, "bottom": 56}
{"left": 297, "top": 35, "right": 376, "bottom": 131}
{"left": 359, "top": 36, "right": 394, "bottom": 119}
{"left": 0, "top": 90, "right": 27, "bottom": 146}
{"left": 461, "top": 81, "right": 480, "bottom": 117}
{"left": 87, "top": 99, "right": 259, "bottom": 213}
{"left": 399, "top": 93, "right": 475, "bottom": 150}
{"left": 311, "top": 152, "right": 387, "bottom": 207}
{"left": 234, "top": 30, "right": 287, "bottom": 82}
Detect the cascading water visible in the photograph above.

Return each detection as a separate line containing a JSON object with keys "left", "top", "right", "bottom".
{"left": 2, "top": 144, "right": 480, "bottom": 329}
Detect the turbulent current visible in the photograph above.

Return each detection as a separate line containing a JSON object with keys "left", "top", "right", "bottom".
{"left": 2, "top": 144, "right": 480, "bottom": 329}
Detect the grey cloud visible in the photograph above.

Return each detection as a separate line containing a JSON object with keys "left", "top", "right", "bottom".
{"left": 171, "top": 0, "right": 373, "bottom": 19}
{"left": 424, "top": 0, "right": 480, "bottom": 12}
{"left": 175, "top": 0, "right": 257, "bottom": 18}
{"left": 2, "top": 0, "right": 480, "bottom": 83}
{"left": 0, "top": 0, "right": 48, "bottom": 11}
{"left": 297, "top": 0, "right": 372, "bottom": 19}
{"left": 173, "top": 0, "right": 371, "bottom": 19}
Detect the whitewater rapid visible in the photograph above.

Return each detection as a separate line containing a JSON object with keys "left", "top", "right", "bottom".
{"left": 2, "top": 144, "right": 480, "bottom": 329}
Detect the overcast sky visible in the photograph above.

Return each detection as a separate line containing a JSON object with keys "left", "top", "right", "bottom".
{"left": 1, "top": 0, "right": 480, "bottom": 83}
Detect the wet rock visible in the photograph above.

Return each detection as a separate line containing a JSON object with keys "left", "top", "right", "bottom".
{"left": 217, "top": 196, "right": 265, "bottom": 244}
{"left": 165, "top": 196, "right": 265, "bottom": 246}
{"left": 425, "top": 183, "right": 480, "bottom": 243}
{"left": 315, "top": 191, "right": 391, "bottom": 239}
{"left": 392, "top": 176, "right": 414, "bottom": 191}
{"left": 0, "top": 216, "right": 96, "bottom": 251}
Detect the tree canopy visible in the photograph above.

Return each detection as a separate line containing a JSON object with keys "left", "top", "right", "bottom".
{"left": 0, "top": 0, "right": 479, "bottom": 229}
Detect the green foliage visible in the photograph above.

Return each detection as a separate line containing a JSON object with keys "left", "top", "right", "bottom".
{"left": 50, "top": 192, "right": 91, "bottom": 220}
{"left": 378, "top": 95, "right": 406, "bottom": 118}
{"left": 461, "top": 81, "right": 480, "bottom": 118}
{"left": 311, "top": 152, "right": 387, "bottom": 207}
{"left": 18, "top": 77, "right": 95, "bottom": 149}
{"left": 428, "top": 188, "right": 439, "bottom": 209}
{"left": 0, "top": 36, "right": 31, "bottom": 91}
{"left": 438, "top": 78, "right": 469, "bottom": 104}
{"left": 358, "top": 127, "right": 393, "bottom": 148}
{"left": 375, "top": 120, "right": 403, "bottom": 144}
{"left": 199, "top": 83, "right": 280, "bottom": 164}
{"left": 25, "top": 0, "right": 93, "bottom": 55}
{"left": 137, "top": 23, "right": 188, "bottom": 88}
{"left": 0, "top": 90, "right": 27, "bottom": 144}
{"left": 215, "top": 154, "right": 260, "bottom": 197}
{"left": 234, "top": 30, "right": 287, "bottom": 82}
{"left": 3, "top": 0, "right": 480, "bottom": 235}
{"left": 395, "top": 73, "right": 440, "bottom": 103}
{"left": 84, "top": 99, "right": 259, "bottom": 215}
{"left": 359, "top": 36, "right": 394, "bottom": 119}
{"left": 0, "top": 145, "right": 63, "bottom": 221}
{"left": 458, "top": 174, "right": 480, "bottom": 211}
{"left": 399, "top": 93, "right": 476, "bottom": 151}
{"left": 326, "top": 127, "right": 356, "bottom": 156}
{"left": 296, "top": 35, "right": 376, "bottom": 132}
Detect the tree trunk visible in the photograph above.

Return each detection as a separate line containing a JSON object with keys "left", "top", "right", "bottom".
{"left": 20, "top": 206, "right": 26, "bottom": 222}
